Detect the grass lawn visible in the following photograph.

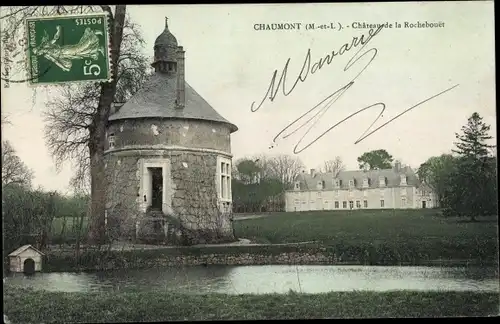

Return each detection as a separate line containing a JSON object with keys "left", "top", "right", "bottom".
{"left": 47, "top": 209, "right": 498, "bottom": 263}
{"left": 233, "top": 209, "right": 499, "bottom": 262}
{"left": 4, "top": 286, "right": 498, "bottom": 321}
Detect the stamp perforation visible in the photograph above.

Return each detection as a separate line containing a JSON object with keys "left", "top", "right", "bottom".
{"left": 23, "top": 10, "right": 113, "bottom": 87}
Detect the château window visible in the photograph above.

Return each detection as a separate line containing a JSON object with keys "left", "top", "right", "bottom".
{"left": 380, "top": 199, "right": 385, "bottom": 207}
{"left": 335, "top": 201, "right": 339, "bottom": 209}
{"left": 342, "top": 201, "right": 347, "bottom": 209}
{"left": 349, "top": 201, "right": 354, "bottom": 209}
{"left": 364, "top": 200, "right": 368, "bottom": 208}
{"left": 217, "top": 156, "right": 232, "bottom": 202}
{"left": 401, "top": 197, "right": 407, "bottom": 207}
{"left": 356, "top": 200, "right": 361, "bottom": 208}
{"left": 108, "top": 133, "right": 116, "bottom": 149}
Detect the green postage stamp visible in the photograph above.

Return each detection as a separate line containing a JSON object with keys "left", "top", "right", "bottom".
{"left": 25, "top": 13, "right": 111, "bottom": 85}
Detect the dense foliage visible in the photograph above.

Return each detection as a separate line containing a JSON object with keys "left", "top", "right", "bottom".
{"left": 418, "top": 112, "right": 497, "bottom": 220}
{"left": 2, "top": 184, "right": 89, "bottom": 258}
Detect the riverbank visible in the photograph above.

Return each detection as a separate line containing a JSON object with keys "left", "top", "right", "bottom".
{"left": 41, "top": 241, "right": 498, "bottom": 273}
{"left": 4, "top": 287, "right": 498, "bottom": 321}
{"left": 21, "top": 209, "right": 498, "bottom": 272}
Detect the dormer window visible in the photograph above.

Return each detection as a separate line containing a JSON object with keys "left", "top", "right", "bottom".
{"left": 379, "top": 176, "right": 386, "bottom": 187}
{"left": 317, "top": 180, "right": 325, "bottom": 190}
{"left": 294, "top": 182, "right": 300, "bottom": 190}
{"left": 108, "top": 133, "right": 116, "bottom": 149}
{"left": 333, "top": 179, "right": 340, "bottom": 188}
{"left": 348, "top": 179, "right": 354, "bottom": 187}
{"left": 362, "top": 178, "right": 369, "bottom": 188}
{"left": 400, "top": 174, "right": 407, "bottom": 185}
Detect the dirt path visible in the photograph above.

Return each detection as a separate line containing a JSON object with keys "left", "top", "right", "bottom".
{"left": 232, "top": 214, "right": 271, "bottom": 221}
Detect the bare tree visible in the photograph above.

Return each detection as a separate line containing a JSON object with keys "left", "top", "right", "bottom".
{"left": 43, "top": 20, "right": 152, "bottom": 194}
{"left": 1, "top": 141, "right": 34, "bottom": 188}
{"left": 1, "top": 5, "right": 138, "bottom": 244}
{"left": 254, "top": 154, "right": 273, "bottom": 180}
{"left": 320, "top": 156, "right": 345, "bottom": 176}
{"left": 265, "top": 154, "right": 305, "bottom": 190}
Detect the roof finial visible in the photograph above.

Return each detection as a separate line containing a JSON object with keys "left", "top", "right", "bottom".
{"left": 165, "top": 17, "right": 169, "bottom": 29}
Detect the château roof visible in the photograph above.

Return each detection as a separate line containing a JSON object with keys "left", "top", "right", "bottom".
{"left": 108, "top": 73, "right": 238, "bottom": 133}
{"left": 294, "top": 166, "right": 421, "bottom": 191}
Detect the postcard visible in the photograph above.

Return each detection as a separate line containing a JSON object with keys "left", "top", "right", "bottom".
{"left": 1, "top": 2, "right": 497, "bottom": 321}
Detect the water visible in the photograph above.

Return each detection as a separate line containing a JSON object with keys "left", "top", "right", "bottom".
{"left": 5, "top": 265, "right": 499, "bottom": 295}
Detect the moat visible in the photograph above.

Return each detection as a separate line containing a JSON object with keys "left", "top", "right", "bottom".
{"left": 5, "top": 265, "right": 499, "bottom": 295}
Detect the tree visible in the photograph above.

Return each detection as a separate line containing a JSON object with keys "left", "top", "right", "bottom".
{"left": 235, "top": 158, "right": 261, "bottom": 184}
{"left": 265, "top": 154, "right": 305, "bottom": 189}
{"left": 43, "top": 14, "right": 152, "bottom": 196}
{"left": 320, "top": 156, "right": 345, "bottom": 176}
{"left": 445, "top": 112, "right": 497, "bottom": 221}
{"left": 1, "top": 5, "right": 132, "bottom": 244}
{"left": 357, "top": 149, "right": 394, "bottom": 170}
{"left": 2, "top": 185, "right": 57, "bottom": 256}
{"left": 452, "top": 112, "right": 495, "bottom": 159}
{"left": 1, "top": 141, "right": 34, "bottom": 189}
{"left": 417, "top": 154, "right": 458, "bottom": 205}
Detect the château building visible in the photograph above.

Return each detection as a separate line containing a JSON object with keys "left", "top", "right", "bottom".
{"left": 285, "top": 162, "right": 438, "bottom": 212}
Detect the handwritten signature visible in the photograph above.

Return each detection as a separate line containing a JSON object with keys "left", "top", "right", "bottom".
{"left": 250, "top": 25, "right": 459, "bottom": 154}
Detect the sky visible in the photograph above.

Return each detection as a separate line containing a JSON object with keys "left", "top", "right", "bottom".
{"left": 1, "top": 2, "right": 496, "bottom": 194}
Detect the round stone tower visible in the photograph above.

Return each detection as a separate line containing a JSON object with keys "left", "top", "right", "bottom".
{"left": 104, "top": 18, "right": 238, "bottom": 245}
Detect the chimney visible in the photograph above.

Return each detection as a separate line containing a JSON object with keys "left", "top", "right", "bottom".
{"left": 176, "top": 46, "right": 185, "bottom": 109}
{"left": 394, "top": 161, "right": 401, "bottom": 172}
{"left": 310, "top": 168, "right": 316, "bottom": 177}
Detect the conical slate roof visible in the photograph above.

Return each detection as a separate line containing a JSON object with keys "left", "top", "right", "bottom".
{"left": 108, "top": 73, "right": 238, "bottom": 133}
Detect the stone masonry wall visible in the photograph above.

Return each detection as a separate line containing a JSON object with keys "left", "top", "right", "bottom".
{"left": 106, "top": 118, "right": 232, "bottom": 153}
{"left": 104, "top": 117, "right": 234, "bottom": 245}
{"left": 104, "top": 151, "right": 234, "bottom": 245}
{"left": 45, "top": 251, "right": 340, "bottom": 272}
{"left": 168, "top": 150, "right": 234, "bottom": 244}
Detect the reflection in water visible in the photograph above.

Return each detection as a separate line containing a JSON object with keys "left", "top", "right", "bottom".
{"left": 5, "top": 265, "right": 499, "bottom": 295}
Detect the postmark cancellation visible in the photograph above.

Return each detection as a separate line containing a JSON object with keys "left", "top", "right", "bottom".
{"left": 24, "top": 12, "right": 112, "bottom": 86}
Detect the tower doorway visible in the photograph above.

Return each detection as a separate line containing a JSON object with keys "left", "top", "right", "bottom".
{"left": 150, "top": 167, "right": 163, "bottom": 210}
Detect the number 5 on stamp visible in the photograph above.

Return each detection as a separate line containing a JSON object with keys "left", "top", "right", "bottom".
{"left": 25, "top": 13, "right": 111, "bottom": 86}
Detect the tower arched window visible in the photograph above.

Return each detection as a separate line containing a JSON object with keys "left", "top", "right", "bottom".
{"left": 167, "top": 62, "right": 176, "bottom": 72}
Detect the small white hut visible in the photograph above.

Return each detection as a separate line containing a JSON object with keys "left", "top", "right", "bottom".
{"left": 8, "top": 245, "right": 45, "bottom": 274}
